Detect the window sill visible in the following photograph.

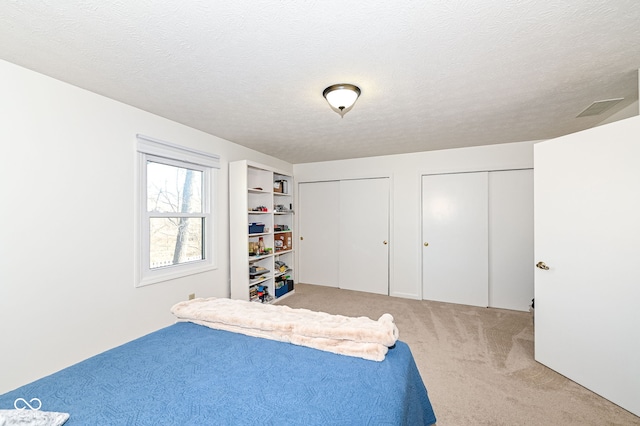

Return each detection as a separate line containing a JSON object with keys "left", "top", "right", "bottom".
{"left": 136, "top": 263, "right": 217, "bottom": 287}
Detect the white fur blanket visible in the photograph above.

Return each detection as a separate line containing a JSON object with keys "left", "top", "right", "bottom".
{"left": 170, "top": 297, "right": 399, "bottom": 361}
{"left": 0, "top": 410, "right": 69, "bottom": 426}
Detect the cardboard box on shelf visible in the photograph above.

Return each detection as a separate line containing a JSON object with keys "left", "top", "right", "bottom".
{"left": 274, "top": 179, "right": 288, "bottom": 194}
{"left": 274, "top": 232, "right": 292, "bottom": 252}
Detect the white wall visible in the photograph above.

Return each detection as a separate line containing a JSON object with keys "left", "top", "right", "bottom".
{"left": 0, "top": 60, "right": 292, "bottom": 394}
{"left": 293, "top": 141, "right": 535, "bottom": 299}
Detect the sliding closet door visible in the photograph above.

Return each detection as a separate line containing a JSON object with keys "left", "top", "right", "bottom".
{"left": 297, "top": 181, "right": 340, "bottom": 287}
{"left": 338, "top": 178, "right": 389, "bottom": 295}
{"left": 488, "top": 169, "right": 534, "bottom": 311}
{"left": 422, "top": 172, "right": 489, "bottom": 307}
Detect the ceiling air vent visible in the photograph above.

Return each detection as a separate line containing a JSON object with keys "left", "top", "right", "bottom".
{"left": 576, "top": 98, "right": 624, "bottom": 117}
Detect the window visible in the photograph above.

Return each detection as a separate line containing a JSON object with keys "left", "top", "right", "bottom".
{"left": 136, "top": 135, "right": 219, "bottom": 286}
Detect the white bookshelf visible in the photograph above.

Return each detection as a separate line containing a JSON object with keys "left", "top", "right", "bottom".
{"left": 229, "top": 160, "right": 295, "bottom": 302}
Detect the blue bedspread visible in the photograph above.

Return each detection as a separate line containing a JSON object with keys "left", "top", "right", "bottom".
{"left": 0, "top": 322, "right": 436, "bottom": 425}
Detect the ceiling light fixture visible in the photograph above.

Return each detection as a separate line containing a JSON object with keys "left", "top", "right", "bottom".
{"left": 323, "top": 84, "right": 361, "bottom": 117}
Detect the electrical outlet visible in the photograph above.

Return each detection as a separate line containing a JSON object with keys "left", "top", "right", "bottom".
{"left": 188, "top": 293, "right": 195, "bottom": 300}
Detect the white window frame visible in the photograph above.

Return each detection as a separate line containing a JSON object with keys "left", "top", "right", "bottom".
{"left": 136, "top": 134, "right": 219, "bottom": 287}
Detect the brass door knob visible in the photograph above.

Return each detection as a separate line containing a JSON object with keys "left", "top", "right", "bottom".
{"left": 383, "top": 241, "right": 388, "bottom": 245}
{"left": 536, "top": 261, "right": 549, "bottom": 270}
{"left": 300, "top": 236, "right": 304, "bottom": 240}
{"left": 424, "top": 242, "right": 429, "bottom": 247}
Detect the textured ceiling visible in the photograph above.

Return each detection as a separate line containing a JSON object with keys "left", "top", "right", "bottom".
{"left": 1, "top": 1, "right": 639, "bottom": 163}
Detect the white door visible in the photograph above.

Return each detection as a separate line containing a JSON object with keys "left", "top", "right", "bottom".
{"left": 339, "top": 178, "right": 389, "bottom": 295}
{"left": 422, "top": 172, "right": 489, "bottom": 307}
{"left": 535, "top": 116, "right": 640, "bottom": 416}
{"left": 488, "top": 169, "right": 534, "bottom": 311}
{"left": 298, "top": 181, "right": 340, "bottom": 287}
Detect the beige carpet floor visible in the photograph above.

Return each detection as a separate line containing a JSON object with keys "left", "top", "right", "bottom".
{"left": 277, "top": 284, "right": 640, "bottom": 426}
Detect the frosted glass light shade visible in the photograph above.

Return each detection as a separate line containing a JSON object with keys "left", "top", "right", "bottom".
{"left": 323, "top": 84, "right": 361, "bottom": 117}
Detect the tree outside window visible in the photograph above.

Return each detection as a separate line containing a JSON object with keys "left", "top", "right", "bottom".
{"left": 147, "top": 161, "right": 204, "bottom": 269}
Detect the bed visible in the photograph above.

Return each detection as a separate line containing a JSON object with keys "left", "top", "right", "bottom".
{"left": 0, "top": 321, "right": 436, "bottom": 425}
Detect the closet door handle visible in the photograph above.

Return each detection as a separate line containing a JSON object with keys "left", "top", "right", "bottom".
{"left": 383, "top": 241, "right": 388, "bottom": 245}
